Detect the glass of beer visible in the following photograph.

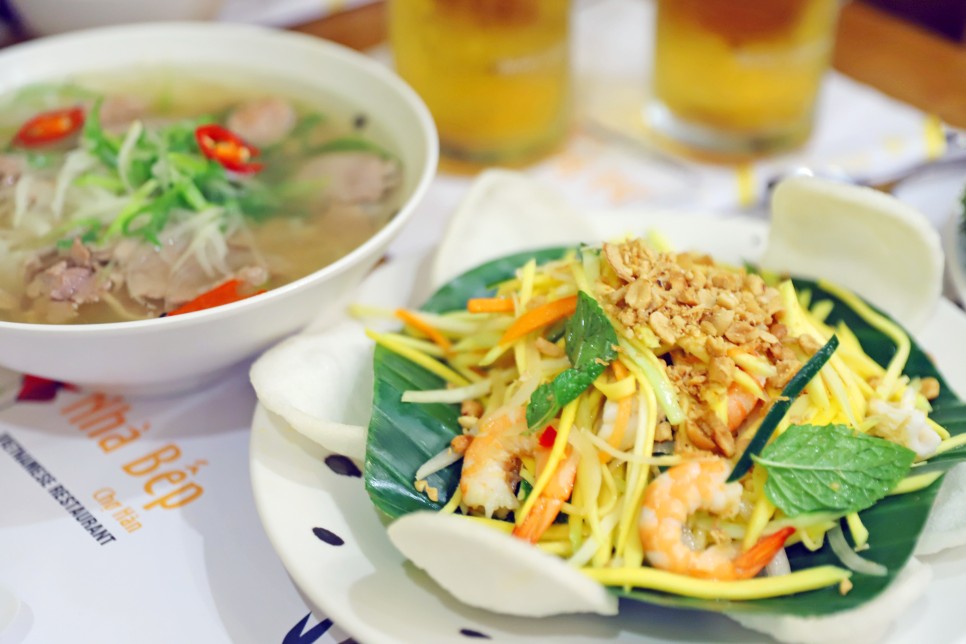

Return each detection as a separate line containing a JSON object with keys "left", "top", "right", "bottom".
{"left": 646, "top": 0, "right": 841, "bottom": 159}
{"left": 388, "top": 0, "right": 572, "bottom": 169}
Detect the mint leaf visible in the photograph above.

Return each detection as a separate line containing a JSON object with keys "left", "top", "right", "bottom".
{"left": 754, "top": 424, "right": 915, "bottom": 517}
{"left": 566, "top": 291, "right": 618, "bottom": 370}
{"left": 527, "top": 369, "right": 598, "bottom": 430}
{"left": 526, "top": 291, "right": 617, "bottom": 429}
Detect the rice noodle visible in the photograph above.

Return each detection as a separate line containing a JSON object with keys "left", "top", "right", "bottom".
{"left": 100, "top": 292, "right": 147, "bottom": 322}
{"left": 170, "top": 208, "right": 232, "bottom": 277}
{"left": 12, "top": 174, "right": 33, "bottom": 228}
{"left": 52, "top": 149, "right": 95, "bottom": 219}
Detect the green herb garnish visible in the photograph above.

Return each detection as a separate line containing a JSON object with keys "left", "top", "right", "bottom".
{"left": 526, "top": 291, "right": 617, "bottom": 429}
{"left": 754, "top": 423, "right": 915, "bottom": 517}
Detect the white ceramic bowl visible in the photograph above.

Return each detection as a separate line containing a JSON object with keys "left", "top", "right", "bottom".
{"left": 0, "top": 23, "right": 438, "bottom": 396}
{"left": 9, "top": 0, "right": 225, "bottom": 37}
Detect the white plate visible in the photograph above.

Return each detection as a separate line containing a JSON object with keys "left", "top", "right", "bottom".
{"left": 250, "top": 216, "right": 966, "bottom": 644}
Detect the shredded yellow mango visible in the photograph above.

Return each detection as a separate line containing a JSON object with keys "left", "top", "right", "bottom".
{"left": 374, "top": 238, "right": 960, "bottom": 608}
{"left": 583, "top": 566, "right": 851, "bottom": 600}
{"left": 818, "top": 279, "right": 911, "bottom": 399}
{"left": 594, "top": 374, "right": 637, "bottom": 401}
{"left": 366, "top": 329, "right": 469, "bottom": 386}
{"left": 516, "top": 399, "right": 579, "bottom": 526}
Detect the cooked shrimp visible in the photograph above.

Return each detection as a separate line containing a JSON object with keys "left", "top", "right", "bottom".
{"left": 868, "top": 389, "right": 941, "bottom": 458}
{"left": 459, "top": 408, "right": 534, "bottom": 519}
{"left": 639, "top": 459, "right": 794, "bottom": 580}
{"left": 727, "top": 381, "right": 760, "bottom": 431}
{"left": 513, "top": 445, "right": 579, "bottom": 543}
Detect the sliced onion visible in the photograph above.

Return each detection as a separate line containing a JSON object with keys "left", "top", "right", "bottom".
{"left": 828, "top": 524, "right": 888, "bottom": 576}
{"left": 764, "top": 547, "right": 791, "bottom": 577}
{"left": 414, "top": 447, "right": 463, "bottom": 482}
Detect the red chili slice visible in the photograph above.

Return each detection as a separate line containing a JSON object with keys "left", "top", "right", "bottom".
{"left": 194, "top": 124, "right": 263, "bottom": 174}
{"left": 166, "top": 279, "right": 265, "bottom": 316}
{"left": 13, "top": 107, "right": 85, "bottom": 147}
{"left": 538, "top": 425, "right": 558, "bottom": 448}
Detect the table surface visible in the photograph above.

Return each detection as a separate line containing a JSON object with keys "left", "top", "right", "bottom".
{"left": 294, "top": 0, "right": 966, "bottom": 131}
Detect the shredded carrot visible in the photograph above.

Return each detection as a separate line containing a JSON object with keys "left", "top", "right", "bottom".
{"left": 602, "top": 393, "right": 634, "bottom": 465}
{"left": 167, "top": 279, "right": 264, "bottom": 316}
{"left": 395, "top": 309, "right": 452, "bottom": 354}
{"left": 612, "top": 360, "right": 629, "bottom": 380}
{"left": 497, "top": 295, "right": 578, "bottom": 346}
{"left": 467, "top": 297, "right": 515, "bottom": 314}
{"left": 599, "top": 360, "right": 633, "bottom": 463}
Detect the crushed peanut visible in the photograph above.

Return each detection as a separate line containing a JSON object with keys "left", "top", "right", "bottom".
{"left": 450, "top": 434, "right": 473, "bottom": 455}
{"left": 599, "top": 239, "right": 804, "bottom": 456}
{"left": 920, "top": 376, "right": 940, "bottom": 400}
{"left": 839, "top": 578, "right": 853, "bottom": 595}
{"left": 414, "top": 478, "right": 440, "bottom": 502}
{"left": 535, "top": 336, "right": 565, "bottom": 357}
{"left": 461, "top": 399, "right": 484, "bottom": 418}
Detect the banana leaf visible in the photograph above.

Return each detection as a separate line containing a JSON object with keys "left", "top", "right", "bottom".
{"left": 363, "top": 247, "right": 966, "bottom": 616}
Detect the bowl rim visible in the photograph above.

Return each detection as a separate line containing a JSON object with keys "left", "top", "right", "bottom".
{"left": 0, "top": 21, "right": 439, "bottom": 334}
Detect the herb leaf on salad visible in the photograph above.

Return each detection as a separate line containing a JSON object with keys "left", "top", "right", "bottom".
{"left": 526, "top": 290, "right": 618, "bottom": 429}
{"left": 754, "top": 423, "right": 916, "bottom": 517}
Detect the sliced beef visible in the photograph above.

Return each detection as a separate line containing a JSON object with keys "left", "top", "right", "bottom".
{"left": 112, "top": 236, "right": 208, "bottom": 307}
{"left": 24, "top": 239, "right": 110, "bottom": 307}
{"left": 38, "top": 263, "right": 101, "bottom": 302}
{"left": 99, "top": 94, "right": 149, "bottom": 134}
{"left": 113, "top": 233, "right": 268, "bottom": 310}
{"left": 296, "top": 151, "right": 400, "bottom": 206}
{"left": 0, "top": 155, "right": 24, "bottom": 188}
{"left": 226, "top": 97, "right": 296, "bottom": 147}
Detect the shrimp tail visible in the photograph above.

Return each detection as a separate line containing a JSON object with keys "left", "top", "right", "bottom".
{"left": 513, "top": 497, "right": 564, "bottom": 544}
{"left": 731, "top": 526, "right": 795, "bottom": 580}
{"left": 512, "top": 448, "right": 579, "bottom": 544}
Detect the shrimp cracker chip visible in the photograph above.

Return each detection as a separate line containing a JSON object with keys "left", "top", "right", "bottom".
{"left": 431, "top": 169, "right": 595, "bottom": 288}
{"left": 388, "top": 511, "right": 618, "bottom": 617}
{"left": 250, "top": 253, "right": 428, "bottom": 459}
{"left": 762, "top": 176, "right": 943, "bottom": 332}
{"left": 250, "top": 322, "right": 372, "bottom": 460}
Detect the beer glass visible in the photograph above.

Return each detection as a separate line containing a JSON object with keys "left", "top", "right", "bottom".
{"left": 389, "top": 0, "right": 572, "bottom": 168}
{"left": 646, "top": 0, "right": 842, "bottom": 158}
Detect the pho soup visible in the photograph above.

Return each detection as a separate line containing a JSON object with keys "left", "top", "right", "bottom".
{"left": 0, "top": 70, "right": 404, "bottom": 324}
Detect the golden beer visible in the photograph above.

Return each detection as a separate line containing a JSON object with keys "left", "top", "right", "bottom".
{"left": 388, "top": 0, "right": 571, "bottom": 167}
{"left": 648, "top": 0, "right": 840, "bottom": 157}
